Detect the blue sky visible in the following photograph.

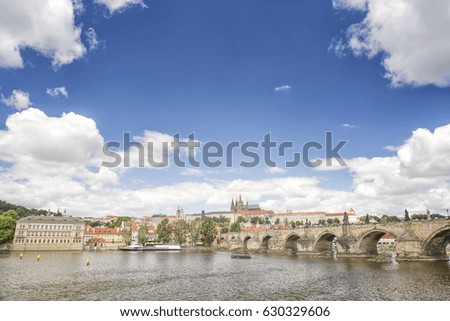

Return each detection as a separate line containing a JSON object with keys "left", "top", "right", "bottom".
{"left": 1, "top": 0, "right": 450, "bottom": 216}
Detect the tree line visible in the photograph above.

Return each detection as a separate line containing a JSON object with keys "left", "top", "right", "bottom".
{"left": 156, "top": 217, "right": 218, "bottom": 247}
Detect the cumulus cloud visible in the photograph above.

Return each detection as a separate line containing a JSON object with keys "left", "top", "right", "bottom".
{"left": 341, "top": 123, "right": 355, "bottom": 128}
{"left": 347, "top": 124, "right": 450, "bottom": 211}
{"left": 0, "top": 107, "right": 449, "bottom": 217}
{"left": 0, "top": 0, "right": 85, "bottom": 69}
{"left": 265, "top": 166, "right": 288, "bottom": 174}
{"left": 1, "top": 89, "right": 32, "bottom": 110}
{"left": 46, "top": 87, "right": 69, "bottom": 98}
{"left": 332, "top": 0, "right": 450, "bottom": 87}
{"left": 274, "top": 85, "right": 291, "bottom": 91}
{"left": 95, "top": 0, "right": 147, "bottom": 14}
{"left": 397, "top": 125, "right": 450, "bottom": 178}
{"left": 0, "top": 108, "right": 104, "bottom": 165}
{"left": 0, "top": 107, "right": 119, "bottom": 212}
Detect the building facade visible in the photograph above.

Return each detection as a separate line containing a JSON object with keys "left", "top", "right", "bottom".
{"left": 270, "top": 208, "right": 358, "bottom": 225}
{"left": 11, "top": 216, "right": 85, "bottom": 251}
{"left": 84, "top": 226, "right": 125, "bottom": 249}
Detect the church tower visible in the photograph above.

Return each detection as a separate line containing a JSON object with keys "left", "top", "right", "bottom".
{"left": 176, "top": 206, "right": 185, "bottom": 220}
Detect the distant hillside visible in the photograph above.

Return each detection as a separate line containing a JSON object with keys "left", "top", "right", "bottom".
{"left": 0, "top": 200, "right": 60, "bottom": 218}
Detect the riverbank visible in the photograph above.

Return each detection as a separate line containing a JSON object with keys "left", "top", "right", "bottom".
{"left": 0, "top": 243, "right": 11, "bottom": 253}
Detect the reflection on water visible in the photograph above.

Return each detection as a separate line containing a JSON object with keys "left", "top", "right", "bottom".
{"left": 0, "top": 251, "right": 449, "bottom": 301}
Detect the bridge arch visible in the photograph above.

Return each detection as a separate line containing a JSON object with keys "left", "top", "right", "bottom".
{"left": 357, "top": 229, "right": 395, "bottom": 255}
{"left": 261, "top": 235, "right": 272, "bottom": 251}
{"left": 243, "top": 235, "right": 252, "bottom": 249}
{"left": 422, "top": 226, "right": 450, "bottom": 259}
{"left": 314, "top": 232, "right": 338, "bottom": 252}
{"left": 284, "top": 233, "right": 301, "bottom": 252}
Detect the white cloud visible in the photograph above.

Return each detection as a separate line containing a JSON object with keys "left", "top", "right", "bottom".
{"left": 384, "top": 145, "right": 398, "bottom": 152}
{"left": 341, "top": 123, "right": 355, "bottom": 128}
{"left": 85, "top": 28, "right": 101, "bottom": 51}
{"left": 397, "top": 125, "right": 450, "bottom": 178}
{"left": 333, "top": 0, "right": 450, "bottom": 87}
{"left": 0, "top": 0, "right": 85, "bottom": 69}
{"left": 181, "top": 168, "right": 204, "bottom": 177}
{"left": 95, "top": 0, "right": 147, "bottom": 14}
{"left": 274, "top": 85, "right": 291, "bottom": 91}
{"left": 46, "top": 87, "right": 69, "bottom": 98}
{"left": 313, "top": 158, "right": 348, "bottom": 171}
{"left": 0, "top": 108, "right": 104, "bottom": 165}
{"left": 1, "top": 89, "right": 32, "bottom": 110}
{"left": 332, "top": 0, "right": 367, "bottom": 10}
{"left": 0, "top": 107, "right": 449, "bottom": 217}
{"left": 72, "top": 0, "right": 85, "bottom": 14}
{"left": 265, "top": 166, "right": 287, "bottom": 174}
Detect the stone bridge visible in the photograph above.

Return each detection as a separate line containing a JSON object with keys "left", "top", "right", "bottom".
{"left": 217, "top": 220, "right": 450, "bottom": 261}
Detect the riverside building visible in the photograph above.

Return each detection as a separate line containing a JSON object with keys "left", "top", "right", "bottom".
{"left": 11, "top": 216, "right": 85, "bottom": 251}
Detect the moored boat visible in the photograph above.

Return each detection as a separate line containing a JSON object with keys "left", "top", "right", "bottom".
{"left": 231, "top": 252, "right": 251, "bottom": 259}
{"left": 150, "top": 244, "right": 181, "bottom": 251}
{"left": 120, "top": 244, "right": 144, "bottom": 251}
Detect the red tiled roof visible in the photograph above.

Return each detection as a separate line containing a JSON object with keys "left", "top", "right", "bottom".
{"left": 275, "top": 211, "right": 327, "bottom": 216}
{"left": 240, "top": 210, "right": 274, "bottom": 216}
{"left": 85, "top": 226, "right": 123, "bottom": 234}
{"left": 88, "top": 237, "right": 105, "bottom": 243}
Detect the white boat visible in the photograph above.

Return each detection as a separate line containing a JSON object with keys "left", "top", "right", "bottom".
{"left": 151, "top": 244, "right": 181, "bottom": 251}
{"left": 120, "top": 244, "right": 144, "bottom": 251}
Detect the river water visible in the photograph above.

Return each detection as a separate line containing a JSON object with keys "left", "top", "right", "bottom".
{"left": 1, "top": 251, "right": 449, "bottom": 301}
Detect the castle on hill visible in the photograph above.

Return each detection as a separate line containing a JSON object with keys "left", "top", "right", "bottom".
{"left": 230, "top": 195, "right": 261, "bottom": 213}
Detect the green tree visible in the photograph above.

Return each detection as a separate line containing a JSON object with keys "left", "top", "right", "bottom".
{"left": 236, "top": 216, "right": 246, "bottom": 224}
{"left": 0, "top": 213, "right": 17, "bottom": 244}
{"left": 333, "top": 218, "right": 340, "bottom": 224}
{"left": 230, "top": 221, "right": 241, "bottom": 232}
{"left": 2, "top": 210, "right": 19, "bottom": 220}
{"left": 250, "top": 216, "right": 258, "bottom": 225}
{"left": 264, "top": 217, "right": 270, "bottom": 225}
{"left": 122, "top": 229, "right": 132, "bottom": 246}
{"left": 108, "top": 216, "right": 132, "bottom": 228}
{"left": 274, "top": 218, "right": 280, "bottom": 225}
{"left": 173, "top": 220, "right": 188, "bottom": 245}
{"left": 138, "top": 225, "right": 148, "bottom": 245}
{"left": 411, "top": 214, "right": 427, "bottom": 221}
{"left": 156, "top": 218, "right": 172, "bottom": 244}
{"left": 188, "top": 220, "right": 201, "bottom": 245}
{"left": 91, "top": 221, "right": 103, "bottom": 227}
{"left": 201, "top": 217, "right": 217, "bottom": 247}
